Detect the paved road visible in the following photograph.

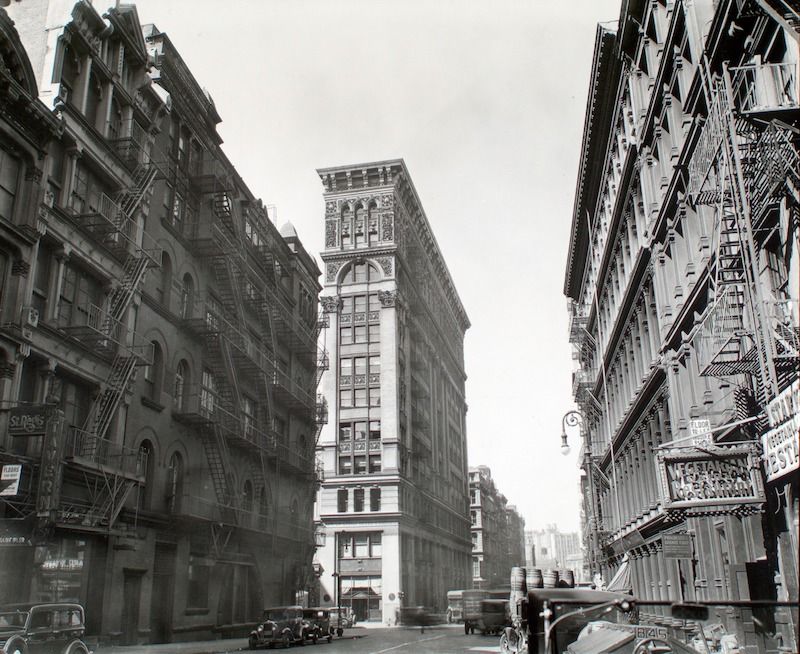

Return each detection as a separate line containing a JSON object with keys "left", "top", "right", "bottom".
{"left": 95, "top": 625, "right": 505, "bottom": 654}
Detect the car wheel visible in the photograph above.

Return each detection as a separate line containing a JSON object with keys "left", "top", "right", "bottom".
{"left": 4, "top": 637, "right": 26, "bottom": 654}
{"left": 249, "top": 635, "right": 259, "bottom": 650}
{"left": 282, "top": 632, "right": 292, "bottom": 648}
{"left": 65, "top": 644, "right": 89, "bottom": 654}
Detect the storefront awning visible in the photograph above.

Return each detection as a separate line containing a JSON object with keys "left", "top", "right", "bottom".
{"left": 605, "top": 558, "right": 631, "bottom": 593}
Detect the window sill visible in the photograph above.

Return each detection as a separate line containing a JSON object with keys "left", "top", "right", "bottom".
{"left": 141, "top": 397, "right": 165, "bottom": 412}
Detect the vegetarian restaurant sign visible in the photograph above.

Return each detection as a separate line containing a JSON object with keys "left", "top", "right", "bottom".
{"left": 658, "top": 444, "right": 764, "bottom": 510}
{"left": 761, "top": 380, "right": 799, "bottom": 483}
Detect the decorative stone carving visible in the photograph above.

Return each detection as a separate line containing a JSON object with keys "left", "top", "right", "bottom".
{"left": 326, "top": 261, "right": 344, "bottom": 283}
{"left": 381, "top": 194, "right": 393, "bottom": 208}
{"left": 0, "top": 361, "right": 16, "bottom": 379}
{"left": 320, "top": 295, "right": 341, "bottom": 313}
{"left": 325, "top": 220, "right": 337, "bottom": 248}
{"left": 11, "top": 260, "right": 30, "bottom": 277}
{"left": 378, "top": 290, "right": 397, "bottom": 308}
{"left": 381, "top": 214, "right": 394, "bottom": 241}
{"left": 25, "top": 167, "right": 43, "bottom": 183}
{"left": 375, "top": 257, "right": 393, "bottom": 276}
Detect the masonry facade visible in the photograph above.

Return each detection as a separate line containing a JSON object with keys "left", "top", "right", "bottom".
{"left": 565, "top": 1, "right": 798, "bottom": 651}
{"left": 469, "top": 466, "right": 525, "bottom": 590}
{"left": 0, "top": 1, "right": 323, "bottom": 644}
{"left": 314, "top": 160, "right": 471, "bottom": 623}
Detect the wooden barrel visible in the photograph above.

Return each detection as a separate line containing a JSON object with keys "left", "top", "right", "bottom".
{"left": 559, "top": 569, "right": 575, "bottom": 588}
{"left": 543, "top": 569, "right": 559, "bottom": 588}
{"left": 510, "top": 566, "right": 526, "bottom": 593}
{"left": 527, "top": 568, "right": 543, "bottom": 589}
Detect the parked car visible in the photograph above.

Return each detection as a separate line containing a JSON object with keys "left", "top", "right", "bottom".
{"left": 301, "top": 608, "right": 332, "bottom": 644}
{"left": 477, "top": 599, "right": 510, "bottom": 636}
{"left": 0, "top": 603, "right": 89, "bottom": 654}
{"left": 248, "top": 606, "right": 308, "bottom": 649}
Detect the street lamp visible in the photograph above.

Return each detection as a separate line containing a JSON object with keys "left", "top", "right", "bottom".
{"left": 559, "top": 409, "right": 599, "bottom": 584}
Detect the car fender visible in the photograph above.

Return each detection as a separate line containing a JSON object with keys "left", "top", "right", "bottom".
{"left": 3, "top": 636, "right": 28, "bottom": 654}
{"left": 63, "top": 640, "right": 89, "bottom": 654}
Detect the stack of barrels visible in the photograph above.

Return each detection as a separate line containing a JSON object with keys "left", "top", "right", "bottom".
{"left": 510, "top": 567, "right": 526, "bottom": 618}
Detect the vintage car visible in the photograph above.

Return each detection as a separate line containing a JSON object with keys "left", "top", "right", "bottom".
{"left": 477, "top": 598, "right": 510, "bottom": 636}
{"left": 0, "top": 603, "right": 89, "bottom": 654}
{"left": 301, "top": 608, "right": 332, "bottom": 644}
{"left": 248, "top": 605, "right": 309, "bottom": 649}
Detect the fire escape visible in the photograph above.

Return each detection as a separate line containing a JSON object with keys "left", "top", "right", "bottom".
{"left": 170, "top": 157, "right": 327, "bottom": 548}
{"left": 690, "top": 61, "right": 799, "bottom": 401}
{"left": 56, "top": 120, "right": 162, "bottom": 534}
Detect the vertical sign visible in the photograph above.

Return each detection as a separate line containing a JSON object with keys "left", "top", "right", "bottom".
{"left": 762, "top": 381, "right": 800, "bottom": 483}
{"left": 36, "top": 410, "right": 65, "bottom": 521}
{"left": 690, "top": 418, "right": 712, "bottom": 447}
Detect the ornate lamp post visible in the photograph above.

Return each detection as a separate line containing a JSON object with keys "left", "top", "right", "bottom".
{"left": 560, "top": 409, "right": 600, "bottom": 584}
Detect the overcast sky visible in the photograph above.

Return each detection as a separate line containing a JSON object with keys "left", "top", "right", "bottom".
{"left": 130, "top": 0, "right": 622, "bottom": 533}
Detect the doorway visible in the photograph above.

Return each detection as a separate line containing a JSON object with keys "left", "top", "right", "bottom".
{"left": 122, "top": 570, "right": 143, "bottom": 645}
{"left": 150, "top": 544, "right": 176, "bottom": 643}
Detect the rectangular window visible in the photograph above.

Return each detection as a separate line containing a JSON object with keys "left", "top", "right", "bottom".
{"left": 337, "top": 489, "right": 348, "bottom": 513}
{"left": 369, "top": 421, "right": 381, "bottom": 440}
{"left": 370, "top": 533, "right": 382, "bottom": 557}
{"left": 339, "top": 424, "right": 352, "bottom": 441}
{"left": 354, "top": 325, "right": 367, "bottom": 343}
{"left": 340, "top": 326, "right": 353, "bottom": 345}
{"left": 353, "top": 488, "right": 364, "bottom": 512}
{"left": 341, "top": 296, "right": 353, "bottom": 314}
{"left": 473, "top": 558, "right": 481, "bottom": 578}
{"left": 369, "top": 386, "right": 381, "bottom": 407}
{"left": 339, "top": 390, "right": 353, "bottom": 408}
{"left": 369, "top": 324, "right": 380, "bottom": 342}
{"left": 354, "top": 357, "right": 367, "bottom": 376}
{"left": 354, "top": 295, "right": 367, "bottom": 313}
{"left": 0, "top": 148, "right": 20, "bottom": 221}
{"left": 187, "top": 564, "right": 210, "bottom": 609}
{"left": 354, "top": 534, "right": 369, "bottom": 557}
{"left": 368, "top": 455, "right": 381, "bottom": 473}
{"left": 354, "top": 456, "right": 367, "bottom": 475}
{"left": 354, "top": 388, "right": 367, "bottom": 407}
{"left": 370, "top": 488, "right": 381, "bottom": 512}
{"left": 339, "top": 458, "right": 352, "bottom": 475}
{"left": 369, "top": 293, "right": 380, "bottom": 312}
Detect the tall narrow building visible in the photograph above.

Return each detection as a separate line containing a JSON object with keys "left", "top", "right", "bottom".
{"left": 314, "top": 160, "right": 471, "bottom": 623}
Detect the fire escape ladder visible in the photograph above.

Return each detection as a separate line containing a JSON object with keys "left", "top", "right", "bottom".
{"left": 115, "top": 162, "right": 158, "bottom": 219}
{"left": 200, "top": 423, "right": 238, "bottom": 524}
{"left": 106, "top": 255, "right": 150, "bottom": 325}
{"left": 82, "top": 354, "right": 138, "bottom": 442}
{"left": 86, "top": 473, "right": 138, "bottom": 531}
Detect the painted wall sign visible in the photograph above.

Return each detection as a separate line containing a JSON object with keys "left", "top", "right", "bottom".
{"left": 0, "top": 464, "right": 22, "bottom": 496}
{"left": 662, "top": 533, "right": 693, "bottom": 559}
{"left": 8, "top": 406, "right": 48, "bottom": 437}
{"left": 658, "top": 444, "right": 764, "bottom": 510}
{"left": 762, "top": 380, "right": 800, "bottom": 483}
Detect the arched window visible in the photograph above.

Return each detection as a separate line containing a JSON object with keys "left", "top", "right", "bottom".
{"left": 144, "top": 341, "right": 164, "bottom": 403}
{"left": 166, "top": 451, "right": 183, "bottom": 512}
{"left": 354, "top": 203, "right": 366, "bottom": 246}
{"left": 174, "top": 360, "right": 188, "bottom": 410}
{"left": 342, "top": 261, "right": 379, "bottom": 285}
{"left": 138, "top": 440, "right": 154, "bottom": 510}
{"left": 180, "top": 273, "right": 194, "bottom": 319}
{"left": 242, "top": 479, "right": 253, "bottom": 513}
{"left": 158, "top": 252, "right": 172, "bottom": 306}
{"left": 200, "top": 368, "right": 216, "bottom": 415}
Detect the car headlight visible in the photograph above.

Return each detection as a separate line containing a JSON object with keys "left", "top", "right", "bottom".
{"left": 258, "top": 625, "right": 264, "bottom": 632}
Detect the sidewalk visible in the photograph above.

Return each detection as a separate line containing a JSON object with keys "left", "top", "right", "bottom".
{"left": 93, "top": 638, "right": 248, "bottom": 654}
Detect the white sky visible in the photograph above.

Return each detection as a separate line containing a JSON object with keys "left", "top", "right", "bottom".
{"left": 130, "top": 0, "right": 622, "bottom": 533}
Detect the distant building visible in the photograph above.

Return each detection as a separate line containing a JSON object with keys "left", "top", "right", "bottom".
{"left": 525, "top": 525, "right": 582, "bottom": 577}
{"left": 314, "top": 160, "right": 471, "bottom": 622}
{"left": 469, "top": 466, "right": 526, "bottom": 589}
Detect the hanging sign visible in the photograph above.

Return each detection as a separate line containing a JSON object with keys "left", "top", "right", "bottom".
{"left": 0, "top": 464, "right": 22, "bottom": 496}
{"left": 690, "top": 419, "right": 712, "bottom": 447}
{"left": 658, "top": 444, "right": 764, "bottom": 510}
{"left": 662, "top": 533, "right": 693, "bottom": 559}
{"left": 8, "top": 406, "right": 48, "bottom": 437}
{"left": 761, "top": 381, "right": 800, "bottom": 483}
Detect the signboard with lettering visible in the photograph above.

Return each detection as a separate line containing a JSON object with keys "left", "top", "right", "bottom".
{"left": 36, "top": 411, "right": 66, "bottom": 520}
{"left": 8, "top": 406, "right": 49, "bottom": 437}
{"left": 762, "top": 381, "right": 799, "bottom": 484}
{"left": 0, "top": 464, "right": 22, "bottom": 496}
{"left": 658, "top": 444, "right": 764, "bottom": 510}
{"left": 690, "top": 418, "right": 712, "bottom": 447}
{"left": 662, "top": 533, "right": 693, "bottom": 559}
